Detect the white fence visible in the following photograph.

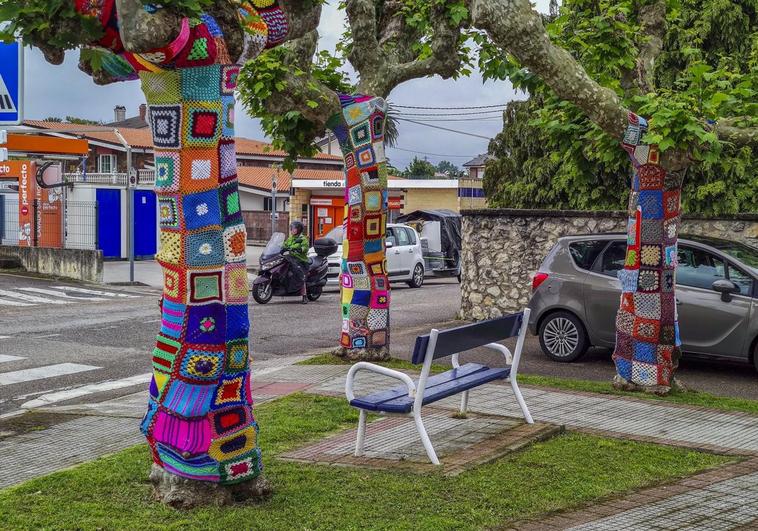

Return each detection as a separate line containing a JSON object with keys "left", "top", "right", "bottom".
{"left": 62, "top": 169, "right": 156, "bottom": 186}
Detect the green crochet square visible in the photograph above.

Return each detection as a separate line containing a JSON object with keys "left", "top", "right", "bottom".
{"left": 140, "top": 71, "right": 181, "bottom": 105}
{"left": 226, "top": 192, "right": 240, "bottom": 215}
{"left": 181, "top": 65, "right": 222, "bottom": 101}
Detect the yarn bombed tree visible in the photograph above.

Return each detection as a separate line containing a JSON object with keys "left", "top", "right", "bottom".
{"left": 468, "top": 0, "right": 757, "bottom": 393}
{"left": 1, "top": 0, "right": 321, "bottom": 508}
{"left": 238, "top": 1, "right": 469, "bottom": 361}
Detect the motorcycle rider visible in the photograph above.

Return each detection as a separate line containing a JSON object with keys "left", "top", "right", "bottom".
{"left": 282, "top": 220, "right": 310, "bottom": 304}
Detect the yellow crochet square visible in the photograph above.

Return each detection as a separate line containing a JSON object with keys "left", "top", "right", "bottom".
{"left": 156, "top": 231, "right": 182, "bottom": 265}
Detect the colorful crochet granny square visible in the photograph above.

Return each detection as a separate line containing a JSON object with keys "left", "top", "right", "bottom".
{"left": 221, "top": 65, "right": 240, "bottom": 95}
{"left": 177, "top": 345, "right": 225, "bottom": 384}
{"left": 186, "top": 303, "right": 226, "bottom": 344}
{"left": 633, "top": 341, "right": 657, "bottom": 364}
{"left": 355, "top": 145, "right": 376, "bottom": 168}
{"left": 638, "top": 190, "right": 664, "bottom": 220}
{"left": 150, "top": 105, "right": 182, "bottom": 149}
{"left": 663, "top": 217, "right": 679, "bottom": 245}
{"left": 641, "top": 219, "right": 664, "bottom": 244}
{"left": 160, "top": 299, "right": 186, "bottom": 340}
{"left": 162, "top": 264, "right": 187, "bottom": 303}
{"left": 365, "top": 214, "right": 382, "bottom": 237}
{"left": 162, "top": 379, "right": 215, "bottom": 417}
{"left": 350, "top": 122, "right": 371, "bottom": 148}
{"left": 155, "top": 152, "right": 180, "bottom": 192}
{"left": 614, "top": 356, "right": 632, "bottom": 381}
{"left": 640, "top": 245, "right": 662, "bottom": 267}
{"left": 141, "top": 71, "right": 181, "bottom": 104}
{"left": 182, "top": 190, "right": 221, "bottom": 231}
{"left": 210, "top": 405, "right": 250, "bottom": 439}
{"left": 347, "top": 221, "right": 364, "bottom": 242}
{"left": 638, "top": 164, "right": 665, "bottom": 190}
{"left": 157, "top": 230, "right": 183, "bottom": 266}
{"left": 188, "top": 270, "right": 223, "bottom": 304}
{"left": 351, "top": 289, "right": 371, "bottom": 307}
{"left": 370, "top": 114, "right": 384, "bottom": 140}
{"left": 633, "top": 292, "right": 661, "bottom": 320}
{"left": 155, "top": 443, "right": 220, "bottom": 482}
{"left": 661, "top": 270, "right": 675, "bottom": 293}
{"left": 371, "top": 290, "right": 389, "bottom": 309}
{"left": 185, "top": 230, "right": 224, "bottom": 268}
{"left": 631, "top": 360, "right": 658, "bottom": 386}
{"left": 259, "top": 5, "right": 288, "bottom": 47}
{"left": 623, "top": 124, "right": 642, "bottom": 146}
{"left": 183, "top": 101, "right": 222, "bottom": 147}
{"left": 181, "top": 64, "right": 222, "bottom": 101}
{"left": 224, "top": 263, "right": 249, "bottom": 304}
{"left": 213, "top": 374, "right": 247, "bottom": 409}
{"left": 633, "top": 316, "right": 661, "bottom": 341}
{"left": 222, "top": 225, "right": 247, "bottom": 262}
{"left": 179, "top": 148, "right": 218, "bottom": 193}
{"left": 370, "top": 261, "right": 386, "bottom": 275}
{"left": 637, "top": 268, "right": 661, "bottom": 292}
{"left": 159, "top": 196, "right": 180, "bottom": 229}
{"left": 364, "top": 238, "right": 382, "bottom": 254}
{"left": 225, "top": 304, "right": 250, "bottom": 340}
{"left": 218, "top": 140, "right": 237, "bottom": 182}
{"left": 664, "top": 190, "right": 680, "bottom": 219}
{"left": 371, "top": 329, "right": 387, "bottom": 347}
{"left": 153, "top": 334, "right": 181, "bottom": 374}
{"left": 174, "top": 22, "right": 217, "bottom": 68}
{"left": 615, "top": 309, "right": 635, "bottom": 335}
{"left": 361, "top": 168, "right": 380, "bottom": 187}
{"left": 372, "top": 275, "right": 388, "bottom": 291}
{"left": 222, "top": 95, "right": 235, "bottom": 137}
{"left": 152, "top": 411, "right": 212, "bottom": 455}
{"left": 367, "top": 308, "right": 388, "bottom": 330}
{"left": 344, "top": 152, "right": 356, "bottom": 169}
{"left": 664, "top": 245, "right": 678, "bottom": 267}
{"left": 225, "top": 339, "right": 249, "bottom": 374}
{"left": 140, "top": 398, "right": 159, "bottom": 436}
{"left": 219, "top": 447, "right": 261, "bottom": 485}
{"left": 365, "top": 190, "right": 381, "bottom": 211}
{"left": 615, "top": 330, "right": 633, "bottom": 357}
{"left": 372, "top": 141, "right": 386, "bottom": 164}
{"left": 219, "top": 184, "right": 243, "bottom": 226}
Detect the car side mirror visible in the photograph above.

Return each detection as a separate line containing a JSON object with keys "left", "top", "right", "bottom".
{"left": 386, "top": 240, "right": 394, "bottom": 248}
{"left": 712, "top": 279, "right": 739, "bottom": 302}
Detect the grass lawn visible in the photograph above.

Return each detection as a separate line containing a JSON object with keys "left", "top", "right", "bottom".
{"left": 298, "top": 354, "right": 758, "bottom": 416}
{"left": 0, "top": 394, "right": 732, "bottom": 531}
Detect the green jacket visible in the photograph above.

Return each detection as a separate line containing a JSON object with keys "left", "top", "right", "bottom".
{"left": 283, "top": 234, "right": 309, "bottom": 263}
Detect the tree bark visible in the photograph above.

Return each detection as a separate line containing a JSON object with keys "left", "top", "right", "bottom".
{"left": 327, "top": 94, "right": 392, "bottom": 361}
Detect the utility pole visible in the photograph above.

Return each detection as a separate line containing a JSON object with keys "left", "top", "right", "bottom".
{"left": 113, "top": 128, "right": 134, "bottom": 283}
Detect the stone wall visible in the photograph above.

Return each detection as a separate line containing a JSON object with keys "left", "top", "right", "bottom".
{"left": 0, "top": 245, "right": 103, "bottom": 283}
{"left": 459, "top": 209, "right": 758, "bottom": 321}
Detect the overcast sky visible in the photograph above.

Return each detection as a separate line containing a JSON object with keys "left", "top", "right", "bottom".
{"left": 20, "top": 1, "right": 547, "bottom": 170}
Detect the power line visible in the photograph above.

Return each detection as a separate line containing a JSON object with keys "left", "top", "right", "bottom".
{"left": 392, "top": 109, "right": 505, "bottom": 117}
{"left": 396, "top": 118, "right": 493, "bottom": 140}
{"left": 389, "top": 146, "right": 475, "bottom": 158}
{"left": 395, "top": 117, "right": 502, "bottom": 122}
{"left": 391, "top": 103, "right": 507, "bottom": 110}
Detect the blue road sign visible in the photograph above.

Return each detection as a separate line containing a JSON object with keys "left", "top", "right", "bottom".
{"left": 0, "top": 41, "right": 23, "bottom": 126}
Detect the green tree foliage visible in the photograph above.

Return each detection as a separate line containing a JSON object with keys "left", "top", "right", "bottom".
{"left": 480, "top": 0, "right": 758, "bottom": 215}
{"left": 436, "top": 160, "right": 464, "bottom": 177}
{"left": 403, "top": 156, "right": 438, "bottom": 178}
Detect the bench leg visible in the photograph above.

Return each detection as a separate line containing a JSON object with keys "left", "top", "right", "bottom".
{"left": 459, "top": 390, "right": 469, "bottom": 415}
{"left": 510, "top": 378, "right": 534, "bottom": 424}
{"left": 355, "top": 409, "right": 367, "bottom": 456}
{"left": 413, "top": 410, "right": 440, "bottom": 465}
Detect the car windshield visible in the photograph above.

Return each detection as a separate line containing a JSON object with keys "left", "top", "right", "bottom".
{"left": 263, "top": 232, "right": 285, "bottom": 256}
{"left": 325, "top": 226, "right": 344, "bottom": 244}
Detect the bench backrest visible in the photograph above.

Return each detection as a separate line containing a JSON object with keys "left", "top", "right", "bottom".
{"left": 411, "top": 312, "right": 525, "bottom": 364}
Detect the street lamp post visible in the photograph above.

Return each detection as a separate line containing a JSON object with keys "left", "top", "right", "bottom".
{"left": 271, "top": 164, "right": 279, "bottom": 237}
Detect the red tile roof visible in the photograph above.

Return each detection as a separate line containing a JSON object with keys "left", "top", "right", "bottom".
{"left": 23, "top": 120, "right": 343, "bottom": 160}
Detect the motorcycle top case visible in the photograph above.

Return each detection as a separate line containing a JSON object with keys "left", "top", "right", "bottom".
{"left": 313, "top": 237, "right": 338, "bottom": 257}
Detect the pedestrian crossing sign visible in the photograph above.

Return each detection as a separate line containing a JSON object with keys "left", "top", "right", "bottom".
{"left": 0, "top": 41, "right": 23, "bottom": 126}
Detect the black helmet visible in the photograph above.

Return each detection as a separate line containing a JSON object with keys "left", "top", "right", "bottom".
{"left": 290, "top": 220, "right": 304, "bottom": 235}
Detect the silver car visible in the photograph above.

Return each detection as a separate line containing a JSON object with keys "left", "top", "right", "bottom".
{"left": 527, "top": 234, "right": 758, "bottom": 371}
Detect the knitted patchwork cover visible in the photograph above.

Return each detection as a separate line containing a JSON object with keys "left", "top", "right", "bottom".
{"left": 612, "top": 112, "right": 682, "bottom": 388}
{"left": 75, "top": 0, "right": 287, "bottom": 485}
{"left": 327, "top": 94, "right": 391, "bottom": 351}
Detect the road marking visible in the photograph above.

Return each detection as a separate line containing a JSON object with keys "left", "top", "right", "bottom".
{"left": 51, "top": 286, "right": 140, "bottom": 298}
{"left": 0, "top": 289, "right": 71, "bottom": 305}
{"left": 19, "top": 288, "right": 109, "bottom": 301}
{"left": 33, "top": 333, "right": 61, "bottom": 339}
{"left": 0, "top": 298, "right": 34, "bottom": 307}
{"left": 0, "top": 355, "right": 24, "bottom": 364}
{"left": 21, "top": 372, "right": 152, "bottom": 409}
{"left": 0, "top": 335, "right": 10, "bottom": 339}
{"left": 0, "top": 363, "right": 101, "bottom": 386}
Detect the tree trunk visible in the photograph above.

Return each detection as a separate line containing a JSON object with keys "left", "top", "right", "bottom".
{"left": 137, "top": 59, "right": 269, "bottom": 508}
{"left": 326, "top": 93, "right": 391, "bottom": 361}
{"left": 612, "top": 112, "right": 685, "bottom": 394}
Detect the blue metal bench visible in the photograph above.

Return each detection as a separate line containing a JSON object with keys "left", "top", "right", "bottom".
{"left": 345, "top": 309, "right": 534, "bottom": 465}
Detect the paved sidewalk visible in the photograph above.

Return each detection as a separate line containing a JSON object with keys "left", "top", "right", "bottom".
{"left": 2, "top": 357, "right": 758, "bottom": 531}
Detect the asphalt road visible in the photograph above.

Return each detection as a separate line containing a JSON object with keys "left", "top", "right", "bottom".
{"left": 0, "top": 270, "right": 755, "bottom": 417}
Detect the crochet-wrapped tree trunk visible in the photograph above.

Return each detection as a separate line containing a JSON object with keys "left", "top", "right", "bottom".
{"left": 327, "top": 94, "right": 391, "bottom": 360}
{"left": 63, "top": 0, "right": 294, "bottom": 508}
{"left": 612, "top": 113, "right": 684, "bottom": 393}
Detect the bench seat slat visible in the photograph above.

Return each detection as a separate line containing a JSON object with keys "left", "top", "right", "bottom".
{"left": 349, "top": 363, "right": 510, "bottom": 414}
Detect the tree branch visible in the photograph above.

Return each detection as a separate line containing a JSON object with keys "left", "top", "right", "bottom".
{"left": 278, "top": 0, "right": 324, "bottom": 42}
{"left": 345, "top": 0, "right": 385, "bottom": 85}
{"left": 713, "top": 122, "right": 758, "bottom": 148}
{"left": 468, "top": 0, "right": 629, "bottom": 139}
{"left": 636, "top": 0, "right": 666, "bottom": 95}
{"left": 114, "top": 0, "right": 182, "bottom": 53}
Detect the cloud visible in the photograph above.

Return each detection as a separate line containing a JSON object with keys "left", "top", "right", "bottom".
{"left": 21, "top": 0, "right": 549, "bottom": 170}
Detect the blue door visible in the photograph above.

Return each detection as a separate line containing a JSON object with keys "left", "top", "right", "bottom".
{"left": 134, "top": 190, "right": 157, "bottom": 258}
{"left": 96, "top": 189, "right": 121, "bottom": 258}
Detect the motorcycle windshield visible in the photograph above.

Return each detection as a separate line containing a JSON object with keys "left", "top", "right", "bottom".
{"left": 263, "top": 232, "right": 285, "bottom": 258}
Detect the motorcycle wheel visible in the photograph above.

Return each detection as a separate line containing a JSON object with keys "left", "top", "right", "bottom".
{"left": 307, "top": 285, "right": 323, "bottom": 301}
{"left": 252, "top": 281, "right": 273, "bottom": 304}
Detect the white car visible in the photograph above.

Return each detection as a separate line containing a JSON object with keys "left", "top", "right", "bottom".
{"left": 309, "top": 223, "right": 426, "bottom": 288}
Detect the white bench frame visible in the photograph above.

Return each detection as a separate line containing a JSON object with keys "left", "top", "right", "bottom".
{"left": 345, "top": 308, "right": 534, "bottom": 465}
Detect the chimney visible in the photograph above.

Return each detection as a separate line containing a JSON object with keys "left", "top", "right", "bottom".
{"left": 139, "top": 104, "right": 147, "bottom": 121}
{"left": 114, "top": 105, "right": 126, "bottom": 122}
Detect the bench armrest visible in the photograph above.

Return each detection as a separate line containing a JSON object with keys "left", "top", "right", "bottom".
{"left": 451, "top": 343, "right": 512, "bottom": 368}
{"left": 345, "top": 362, "right": 417, "bottom": 402}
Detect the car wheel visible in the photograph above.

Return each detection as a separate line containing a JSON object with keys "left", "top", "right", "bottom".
{"left": 252, "top": 281, "right": 273, "bottom": 304}
{"left": 538, "top": 311, "right": 589, "bottom": 362}
{"left": 407, "top": 263, "right": 424, "bottom": 288}
{"left": 753, "top": 341, "right": 758, "bottom": 373}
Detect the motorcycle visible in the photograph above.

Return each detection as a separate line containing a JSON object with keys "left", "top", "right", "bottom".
{"left": 252, "top": 232, "right": 338, "bottom": 304}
